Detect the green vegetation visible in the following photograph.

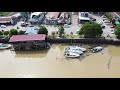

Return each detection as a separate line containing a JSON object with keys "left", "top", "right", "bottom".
{"left": 114, "top": 24, "right": 120, "bottom": 38}
{"left": 0, "top": 31, "right": 3, "bottom": 36}
{"left": 64, "top": 34, "right": 80, "bottom": 38}
{"left": 9, "top": 29, "right": 18, "bottom": 36}
{"left": 3, "top": 31, "right": 9, "bottom": 36}
{"left": 37, "top": 26, "right": 48, "bottom": 35}
{"left": 51, "top": 31, "right": 56, "bottom": 38}
{"left": 0, "top": 12, "right": 11, "bottom": 16}
{"left": 104, "top": 12, "right": 113, "bottom": 21}
{"left": 58, "top": 26, "right": 65, "bottom": 37}
{"left": 18, "top": 30, "right": 25, "bottom": 35}
{"left": 78, "top": 22, "right": 103, "bottom": 38}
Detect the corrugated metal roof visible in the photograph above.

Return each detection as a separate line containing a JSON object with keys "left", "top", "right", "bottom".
{"left": 9, "top": 34, "right": 46, "bottom": 42}
{"left": 46, "top": 12, "right": 60, "bottom": 19}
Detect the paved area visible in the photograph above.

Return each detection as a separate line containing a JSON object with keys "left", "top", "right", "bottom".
{"left": 0, "top": 13, "right": 117, "bottom": 40}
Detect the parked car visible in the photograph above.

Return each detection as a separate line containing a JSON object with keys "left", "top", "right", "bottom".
{"left": 20, "top": 21, "right": 27, "bottom": 27}
{"left": 0, "top": 25, "right": 6, "bottom": 28}
{"left": 111, "top": 30, "right": 114, "bottom": 34}
{"left": 101, "top": 25, "right": 105, "bottom": 29}
{"left": 104, "top": 20, "right": 110, "bottom": 23}
{"left": 64, "top": 24, "right": 70, "bottom": 28}
{"left": 110, "top": 25, "right": 116, "bottom": 28}
{"left": 101, "top": 15, "right": 106, "bottom": 18}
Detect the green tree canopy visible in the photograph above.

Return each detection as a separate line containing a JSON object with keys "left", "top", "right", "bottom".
{"left": 4, "top": 31, "right": 9, "bottom": 36}
{"left": 114, "top": 24, "right": 120, "bottom": 38}
{"left": 19, "top": 30, "right": 25, "bottom": 35}
{"left": 9, "top": 29, "right": 18, "bottom": 36}
{"left": 78, "top": 22, "right": 103, "bottom": 38}
{"left": 0, "top": 31, "right": 3, "bottom": 36}
{"left": 37, "top": 26, "right": 48, "bottom": 35}
{"left": 58, "top": 26, "right": 65, "bottom": 37}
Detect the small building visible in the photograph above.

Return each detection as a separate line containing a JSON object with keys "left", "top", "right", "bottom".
{"left": 29, "top": 12, "right": 45, "bottom": 25}
{"left": 78, "top": 12, "right": 90, "bottom": 24}
{"left": 58, "top": 12, "right": 71, "bottom": 25}
{"left": 45, "top": 12, "right": 61, "bottom": 25}
{"left": 9, "top": 34, "right": 47, "bottom": 51}
{"left": 0, "top": 12, "right": 21, "bottom": 25}
{"left": 0, "top": 16, "right": 13, "bottom": 25}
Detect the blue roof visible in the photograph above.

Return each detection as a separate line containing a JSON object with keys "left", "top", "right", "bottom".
{"left": 25, "top": 27, "right": 37, "bottom": 34}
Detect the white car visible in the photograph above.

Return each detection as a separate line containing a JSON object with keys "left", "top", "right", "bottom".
{"left": 101, "top": 15, "right": 106, "bottom": 18}
{"left": 64, "top": 24, "right": 70, "bottom": 28}
{"left": 1, "top": 25, "right": 6, "bottom": 28}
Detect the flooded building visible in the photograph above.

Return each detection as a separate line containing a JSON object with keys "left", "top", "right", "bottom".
{"left": 9, "top": 34, "right": 47, "bottom": 51}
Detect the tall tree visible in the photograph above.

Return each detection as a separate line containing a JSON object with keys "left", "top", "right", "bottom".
{"left": 58, "top": 26, "right": 64, "bottom": 37}
{"left": 114, "top": 24, "right": 120, "bottom": 38}
{"left": 9, "top": 29, "right": 18, "bottom": 36}
{"left": 78, "top": 22, "right": 103, "bottom": 38}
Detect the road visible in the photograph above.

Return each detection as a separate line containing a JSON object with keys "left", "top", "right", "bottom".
{"left": 0, "top": 13, "right": 117, "bottom": 40}
{"left": 91, "top": 14, "right": 116, "bottom": 39}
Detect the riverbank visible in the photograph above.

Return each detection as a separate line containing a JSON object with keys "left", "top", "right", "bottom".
{"left": 1, "top": 37, "right": 120, "bottom": 45}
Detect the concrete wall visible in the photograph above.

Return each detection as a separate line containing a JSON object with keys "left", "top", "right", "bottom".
{"left": 1, "top": 38, "right": 120, "bottom": 45}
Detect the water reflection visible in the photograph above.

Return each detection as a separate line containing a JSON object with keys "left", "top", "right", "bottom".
{"left": 15, "top": 50, "right": 49, "bottom": 58}
{"left": 108, "top": 45, "right": 120, "bottom": 56}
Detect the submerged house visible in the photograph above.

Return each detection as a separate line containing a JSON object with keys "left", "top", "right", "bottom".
{"left": 9, "top": 34, "right": 48, "bottom": 51}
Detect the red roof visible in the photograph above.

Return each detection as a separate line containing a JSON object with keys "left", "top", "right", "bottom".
{"left": 111, "top": 12, "right": 120, "bottom": 18}
{"left": 48, "top": 12, "right": 60, "bottom": 19}
{"left": 0, "top": 17, "right": 12, "bottom": 23}
{"left": 9, "top": 34, "right": 46, "bottom": 42}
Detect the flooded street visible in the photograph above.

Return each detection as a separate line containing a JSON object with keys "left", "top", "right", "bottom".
{"left": 0, "top": 44, "right": 120, "bottom": 78}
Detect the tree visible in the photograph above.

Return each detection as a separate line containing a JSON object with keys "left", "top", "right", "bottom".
{"left": 9, "top": 29, "right": 18, "bottom": 36}
{"left": 58, "top": 26, "right": 64, "bottom": 37}
{"left": 78, "top": 22, "right": 103, "bottom": 38}
{"left": 4, "top": 31, "right": 9, "bottom": 36}
{"left": 0, "top": 31, "right": 3, "bottom": 36}
{"left": 19, "top": 30, "right": 25, "bottom": 35}
{"left": 37, "top": 26, "right": 48, "bottom": 35}
{"left": 51, "top": 32, "right": 56, "bottom": 38}
{"left": 70, "top": 32, "right": 73, "bottom": 38}
{"left": 104, "top": 12, "right": 113, "bottom": 22}
{"left": 114, "top": 24, "right": 120, "bottom": 38}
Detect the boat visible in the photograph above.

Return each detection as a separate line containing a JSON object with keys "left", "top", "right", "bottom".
{"left": 0, "top": 43, "right": 12, "bottom": 50}
{"left": 64, "top": 52, "right": 80, "bottom": 58}
{"left": 64, "top": 49, "right": 83, "bottom": 55}
{"left": 91, "top": 46, "right": 103, "bottom": 53}
{"left": 65, "top": 46, "right": 86, "bottom": 52}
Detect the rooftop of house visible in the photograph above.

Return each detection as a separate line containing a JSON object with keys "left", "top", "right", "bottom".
{"left": 9, "top": 34, "right": 46, "bottom": 42}
{"left": 46, "top": 12, "right": 60, "bottom": 19}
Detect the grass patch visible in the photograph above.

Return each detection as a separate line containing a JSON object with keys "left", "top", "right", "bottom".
{"left": 48, "top": 35, "right": 58, "bottom": 38}
{"left": 0, "top": 12, "right": 11, "bottom": 16}
{"left": 65, "top": 34, "right": 80, "bottom": 38}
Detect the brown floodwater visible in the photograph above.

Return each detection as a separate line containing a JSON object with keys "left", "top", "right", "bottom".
{"left": 0, "top": 44, "right": 120, "bottom": 78}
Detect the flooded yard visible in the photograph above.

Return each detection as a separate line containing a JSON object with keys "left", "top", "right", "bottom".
{"left": 0, "top": 44, "right": 120, "bottom": 78}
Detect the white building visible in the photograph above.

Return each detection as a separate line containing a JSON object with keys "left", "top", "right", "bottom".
{"left": 78, "top": 12, "right": 90, "bottom": 24}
